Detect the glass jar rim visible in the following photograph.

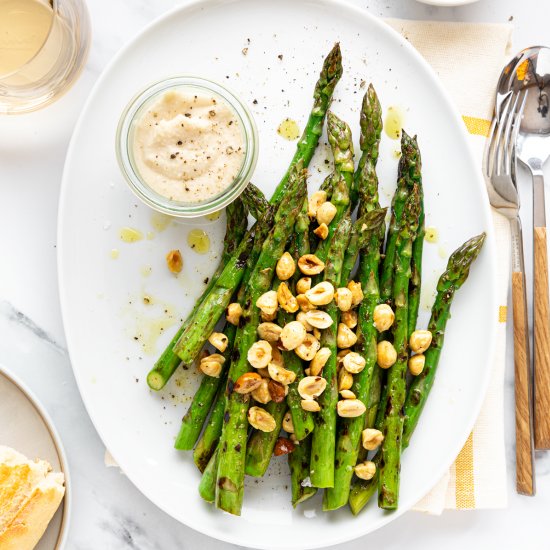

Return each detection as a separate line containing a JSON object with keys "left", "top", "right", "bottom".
{"left": 115, "top": 75, "right": 258, "bottom": 218}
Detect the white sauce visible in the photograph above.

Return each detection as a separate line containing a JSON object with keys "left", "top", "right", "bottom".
{"left": 132, "top": 89, "right": 245, "bottom": 203}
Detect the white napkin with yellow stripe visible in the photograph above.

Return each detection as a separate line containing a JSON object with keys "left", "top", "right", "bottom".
{"left": 385, "top": 18, "right": 513, "bottom": 513}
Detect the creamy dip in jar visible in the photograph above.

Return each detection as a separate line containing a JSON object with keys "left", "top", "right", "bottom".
{"left": 132, "top": 89, "right": 245, "bottom": 203}
{"left": 116, "top": 76, "right": 258, "bottom": 217}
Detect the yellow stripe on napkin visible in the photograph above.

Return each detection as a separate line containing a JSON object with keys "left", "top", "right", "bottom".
{"left": 455, "top": 432, "right": 476, "bottom": 508}
{"left": 462, "top": 116, "right": 491, "bottom": 138}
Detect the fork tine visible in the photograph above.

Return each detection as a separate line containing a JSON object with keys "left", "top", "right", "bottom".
{"left": 503, "top": 90, "right": 528, "bottom": 177}
{"left": 495, "top": 94, "right": 515, "bottom": 176}
{"left": 506, "top": 90, "right": 528, "bottom": 179}
{"left": 484, "top": 92, "right": 512, "bottom": 179}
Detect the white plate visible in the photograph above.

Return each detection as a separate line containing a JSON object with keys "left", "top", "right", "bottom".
{"left": 0, "top": 364, "right": 70, "bottom": 550}
{"left": 58, "top": 0, "right": 497, "bottom": 548}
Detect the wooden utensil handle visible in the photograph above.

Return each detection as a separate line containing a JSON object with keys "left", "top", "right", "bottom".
{"left": 534, "top": 225, "right": 550, "bottom": 449}
{"left": 512, "top": 270, "right": 535, "bottom": 495}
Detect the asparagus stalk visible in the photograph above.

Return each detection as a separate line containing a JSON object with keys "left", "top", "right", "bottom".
{"left": 147, "top": 198, "right": 248, "bottom": 390}
{"left": 349, "top": 233, "right": 486, "bottom": 514}
{"left": 272, "top": 44, "right": 343, "bottom": 204}
{"left": 199, "top": 447, "right": 219, "bottom": 503}
{"left": 378, "top": 184, "right": 421, "bottom": 510}
{"left": 403, "top": 233, "right": 486, "bottom": 443}
{"left": 310, "top": 215, "right": 352, "bottom": 488}
{"left": 215, "top": 165, "right": 307, "bottom": 516}
{"left": 289, "top": 435, "right": 317, "bottom": 506}
{"left": 242, "top": 182, "right": 269, "bottom": 220}
{"left": 193, "top": 377, "right": 227, "bottom": 472}
{"left": 379, "top": 132, "right": 421, "bottom": 306}
{"left": 352, "top": 84, "right": 383, "bottom": 214}
{"left": 174, "top": 324, "right": 235, "bottom": 450}
{"left": 408, "top": 204, "right": 425, "bottom": 337}
{"left": 323, "top": 210, "right": 386, "bottom": 511}
{"left": 314, "top": 113, "right": 354, "bottom": 264}
{"left": 245, "top": 403, "right": 287, "bottom": 477}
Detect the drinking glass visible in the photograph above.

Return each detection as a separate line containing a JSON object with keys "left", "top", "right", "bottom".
{"left": 0, "top": 0, "right": 91, "bottom": 115}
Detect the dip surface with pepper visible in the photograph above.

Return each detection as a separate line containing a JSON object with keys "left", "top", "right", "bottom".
{"left": 132, "top": 89, "right": 246, "bottom": 203}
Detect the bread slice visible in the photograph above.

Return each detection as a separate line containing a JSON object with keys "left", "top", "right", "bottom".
{"left": 0, "top": 446, "right": 65, "bottom": 550}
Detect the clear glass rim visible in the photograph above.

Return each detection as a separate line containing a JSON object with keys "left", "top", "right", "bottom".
{"left": 116, "top": 75, "right": 259, "bottom": 218}
{"left": 0, "top": 0, "right": 58, "bottom": 81}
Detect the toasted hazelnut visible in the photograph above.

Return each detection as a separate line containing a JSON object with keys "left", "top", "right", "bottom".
{"left": 337, "top": 323, "right": 358, "bottom": 349}
{"left": 305, "top": 310, "right": 333, "bottom": 329}
{"left": 301, "top": 399, "right": 321, "bottom": 412}
{"left": 377, "top": 340, "right": 397, "bottom": 369}
{"left": 247, "top": 340, "right": 272, "bottom": 369}
{"left": 409, "top": 330, "right": 433, "bottom": 353}
{"left": 342, "top": 352, "right": 366, "bottom": 374}
{"left": 337, "top": 398, "right": 366, "bottom": 418}
{"left": 199, "top": 354, "right": 224, "bottom": 377}
{"left": 296, "top": 311, "right": 313, "bottom": 331}
{"left": 362, "top": 428, "right": 384, "bottom": 451}
{"left": 316, "top": 201, "right": 337, "bottom": 225}
{"left": 256, "top": 367, "right": 271, "bottom": 378}
{"left": 251, "top": 379, "right": 271, "bottom": 404}
{"left": 354, "top": 460, "right": 376, "bottom": 480}
{"left": 166, "top": 249, "right": 183, "bottom": 274}
{"left": 295, "top": 333, "right": 321, "bottom": 361}
{"left": 347, "top": 281, "right": 364, "bottom": 306}
{"left": 298, "top": 376, "right": 327, "bottom": 400}
{"left": 277, "top": 282, "right": 299, "bottom": 313}
{"left": 297, "top": 293, "right": 317, "bottom": 312}
{"left": 269, "top": 344, "right": 285, "bottom": 368}
{"left": 268, "top": 379, "right": 287, "bottom": 403}
{"left": 248, "top": 406, "right": 276, "bottom": 432}
{"left": 409, "top": 354, "right": 426, "bottom": 376}
{"left": 257, "top": 322, "right": 283, "bottom": 343}
{"left": 341, "top": 310, "right": 358, "bottom": 329}
{"left": 282, "top": 411, "right": 294, "bottom": 433}
{"left": 298, "top": 254, "right": 325, "bottom": 276}
{"left": 310, "top": 347, "right": 331, "bottom": 376}
{"left": 261, "top": 310, "right": 277, "bottom": 322}
{"left": 268, "top": 362, "right": 296, "bottom": 385}
{"left": 226, "top": 302, "right": 243, "bottom": 326}
{"left": 314, "top": 223, "right": 329, "bottom": 240}
{"left": 274, "top": 437, "right": 296, "bottom": 456}
{"left": 373, "top": 304, "right": 395, "bottom": 332}
{"left": 256, "top": 290, "right": 278, "bottom": 315}
{"left": 338, "top": 368, "right": 353, "bottom": 391}
{"left": 208, "top": 332, "right": 228, "bottom": 352}
{"left": 308, "top": 190, "right": 328, "bottom": 219}
{"left": 234, "top": 372, "right": 263, "bottom": 394}
{"left": 296, "top": 277, "right": 312, "bottom": 295}
{"left": 276, "top": 251, "right": 296, "bottom": 281}
{"left": 313, "top": 327, "right": 321, "bottom": 340}
{"left": 306, "top": 281, "right": 335, "bottom": 306}
{"left": 337, "top": 349, "right": 351, "bottom": 364}
{"left": 340, "top": 389, "right": 356, "bottom": 399}
{"left": 334, "top": 287, "right": 353, "bottom": 312}
{"left": 280, "top": 321, "right": 307, "bottom": 350}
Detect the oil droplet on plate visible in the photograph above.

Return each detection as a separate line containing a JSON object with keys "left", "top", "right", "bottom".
{"left": 187, "top": 229, "right": 210, "bottom": 254}
{"left": 110, "top": 249, "right": 119, "bottom": 259}
{"left": 438, "top": 246, "right": 447, "bottom": 259}
{"left": 205, "top": 210, "right": 221, "bottom": 221}
{"left": 146, "top": 231, "right": 155, "bottom": 240}
{"left": 277, "top": 118, "right": 300, "bottom": 140}
{"left": 120, "top": 227, "right": 143, "bottom": 243}
{"left": 384, "top": 106, "right": 405, "bottom": 140}
{"left": 151, "top": 211, "right": 172, "bottom": 232}
{"left": 140, "top": 265, "right": 152, "bottom": 277}
{"left": 425, "top": 226, "right": 439, "bottom": 244}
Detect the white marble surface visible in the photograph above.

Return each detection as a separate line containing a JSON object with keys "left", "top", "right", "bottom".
{"left": 1, "top": 0, "right": 550, "bottom": 548}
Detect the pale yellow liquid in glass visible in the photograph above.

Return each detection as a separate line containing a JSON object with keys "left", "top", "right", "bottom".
{"left": 0, "top": 0, "right": 54, "bottom": 77}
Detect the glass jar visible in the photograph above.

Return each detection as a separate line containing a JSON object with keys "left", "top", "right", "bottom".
{"left": 0, "top": 0, "right": 91, "bottom": 115}
{"left": 116, "top": 76, "right": 259, "bottom": 218}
